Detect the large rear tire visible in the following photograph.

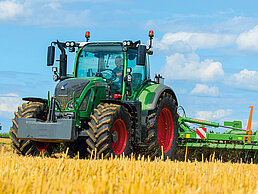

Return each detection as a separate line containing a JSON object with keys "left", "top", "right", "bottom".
{"left": 145, "top": 92, "right": 179, "bottom": 160}
{"left": 10, "top": 101, "right": 54, "bottom": 156}
{"left": 86, "top": 103, "right": 132, "bottom": 159}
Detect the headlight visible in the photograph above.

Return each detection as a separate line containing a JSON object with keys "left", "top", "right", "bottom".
{"left": 70, "top": 41, "right": 75, "bottom": 47}
{"left": 65, "top": 42, "right": 70, "bottom": 47}
{"left": 53, "top": 74, "right": 58, "bottom": 81}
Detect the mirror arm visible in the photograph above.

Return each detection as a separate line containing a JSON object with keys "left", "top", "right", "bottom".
{"left": 56, "top": 40, "right": 66, "bottom": 55}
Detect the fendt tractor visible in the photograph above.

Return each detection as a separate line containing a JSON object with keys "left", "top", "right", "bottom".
{"left": 10, "top": 31, "right": 258, "bottom": 162}
{"left": 10, "top": 31, "right": 179, "bottom": 159}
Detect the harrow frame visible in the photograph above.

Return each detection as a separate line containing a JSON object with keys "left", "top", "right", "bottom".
{"left": 177, "top": 106, "right": 258, "bottom": 161}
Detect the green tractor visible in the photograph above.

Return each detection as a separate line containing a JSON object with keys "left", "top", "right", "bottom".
{"left": 10, "top": 31, "right": 179, "bottom": 159}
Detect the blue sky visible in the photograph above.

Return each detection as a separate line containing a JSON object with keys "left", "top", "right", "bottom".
{"left": 1, "top": 0, "right": 258, "bottom": 133}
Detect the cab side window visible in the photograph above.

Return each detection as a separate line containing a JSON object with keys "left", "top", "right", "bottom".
{"left": 127, "top": 49, "right": 146, "bottom": 90}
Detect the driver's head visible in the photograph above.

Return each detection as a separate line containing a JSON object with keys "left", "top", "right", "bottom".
{"left": 115, "top": 56, "right": 123, "bottom": 68}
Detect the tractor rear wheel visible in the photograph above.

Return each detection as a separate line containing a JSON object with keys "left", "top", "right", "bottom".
{"left": 145, "top": 92, "right": 179, "bottom": 160}
{"left": 86, "top": 103, "right": 132, "bottom": 159}
{"left": 10, "top": 101, "right": 54, "bottom": 156}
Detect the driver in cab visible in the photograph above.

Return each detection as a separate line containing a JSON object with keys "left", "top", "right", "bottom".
{"left": 113, "top": 56, "right": 123, "bottom": 78}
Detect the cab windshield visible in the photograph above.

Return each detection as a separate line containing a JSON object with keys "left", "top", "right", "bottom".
{"left": 77, "top": 43, "right": 123, "bottom": 78}
{"left": 77, "top": 43, "right": 124, "bottom": 92}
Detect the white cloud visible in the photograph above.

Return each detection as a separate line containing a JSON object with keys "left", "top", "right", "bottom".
{"left": 227, "top": 69, "right": 258, "bottom": 91}
{"left": 216, "top": 16, "right": 258, "bottom": 34}
{"left": 191, "top": 84, "right": 219, "bottom": 96}
{"left": 155, "top": 32, "right": 236, "bottom": 52}
{"left": 196, "top": 109, "right": 232, "bottom": 121}
{"left": 0, "top": 0, "right": 93, "bottom": 27}
{"left": 236, "top": 25, "right": 258, "bottom": 52}
{"left": 146, "top": 15, "right": 258, "bottom": 35}
{"left": 156, "top": 32, "right": 229, "bottom": 83}
{"left": 0, "top": 0, "right": 24, "bottom": 20}
{"left": 0, "top": 93, "right": 22, "bottom": 119}
{"left": 43, "top": 2, "right": 61, "bottom": 10}
{"left": 0, "top": 0, "right": 123, "bottom": 27}
{"left": 161, "top": 52, "right": 224, "bottom": 82}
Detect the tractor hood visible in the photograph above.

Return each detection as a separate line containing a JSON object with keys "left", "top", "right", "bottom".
{"left": 55, "top": 79, "right": 90, "bottom": 110}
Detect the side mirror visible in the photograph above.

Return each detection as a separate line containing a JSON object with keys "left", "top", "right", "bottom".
{"left": 47, "top": 46, "right": 55, "bottom": 66}
{"left": 137, "top": 45, "right": 146, "bottom": 66}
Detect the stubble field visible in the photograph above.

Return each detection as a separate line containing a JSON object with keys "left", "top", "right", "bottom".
{"left": 0, "top": 138, "right": 10, "bottom": 144}
{"left": 0, "top": 145, "right": 257, "bottom": 194}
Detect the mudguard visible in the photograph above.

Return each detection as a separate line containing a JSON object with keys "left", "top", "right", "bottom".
{"left": 22, "top": 97, "right": 48, "bottom": 104}
{"left": 100, "top": 99, "right": 134, "bottom": 114}
{"left": 138, "top": 84, "right": 178, "bottom": 111}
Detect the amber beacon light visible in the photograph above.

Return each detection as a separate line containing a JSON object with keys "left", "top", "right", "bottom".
{"left": 85, "top": 31, "right": 90, "bottom": 42}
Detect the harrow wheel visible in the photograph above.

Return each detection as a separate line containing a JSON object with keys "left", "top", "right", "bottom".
{"left": 145, "top": 92, "right": 179, "bottom": 160}
{"left": 10, "top": 101, "right": 54, "bottom": 156}
{"left": 86, "top": 103, "right": 132, "bottom": 159}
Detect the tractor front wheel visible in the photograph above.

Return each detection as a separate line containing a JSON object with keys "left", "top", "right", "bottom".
{"left": 86, "top": 103, "right": 132, "bottom": 159}
{"left": 10, "top": 101, "right": 54, "bottom": 156}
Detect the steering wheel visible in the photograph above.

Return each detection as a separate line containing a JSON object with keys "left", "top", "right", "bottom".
{"left": 100, "top": 69, "right": 117, "bottom": 81}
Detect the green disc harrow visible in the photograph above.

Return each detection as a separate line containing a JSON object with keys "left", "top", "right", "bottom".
{"left": 177, "top": 106, "right": 258, "bottom": 162}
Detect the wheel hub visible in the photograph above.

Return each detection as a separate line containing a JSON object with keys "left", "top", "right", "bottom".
{"left": 111, "top": 119, "right": 127, "bottom": 155}
{"left": 157, "top": 108, "right": 174, "bottom": 153}
{"left": 34, "top": 142, "right": 50, "bottom": 152}
{"left": 112, "top": 130, "right": 118, "bottom": 143}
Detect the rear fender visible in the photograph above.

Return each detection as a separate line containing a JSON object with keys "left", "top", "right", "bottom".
{"left": 138, "top": 84, "right": 178, "bottom": 111}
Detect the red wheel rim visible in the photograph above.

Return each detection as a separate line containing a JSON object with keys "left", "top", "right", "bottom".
{"left": 33, "top": 116, "right": 50, "bottom": 151}
{"left": 111, "top": 119, "right": 127, "bottom": 155}
{"left": 34, "top": 142, "right": 50, "bottom": 152}
{"left": 157, "top": 108, "right": 174, "bottom": 153}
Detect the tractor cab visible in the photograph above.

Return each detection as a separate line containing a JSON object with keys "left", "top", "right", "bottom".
{"left": 47, "top": 31, "right": 153, "bottom": 103}
{"left": 75, "top": 42, "right": 149, "bottom": 98}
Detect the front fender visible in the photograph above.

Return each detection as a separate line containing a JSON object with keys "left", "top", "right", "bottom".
{"left": 22, "top": 97, "right": 48, "bottom": 104}
{"left": 100, "top": 99, "right": 134, "bottom": 114}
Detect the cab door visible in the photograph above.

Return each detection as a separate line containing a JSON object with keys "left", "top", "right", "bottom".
{"left": 127, "top": 49, "right": 147, "bottom": 91}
